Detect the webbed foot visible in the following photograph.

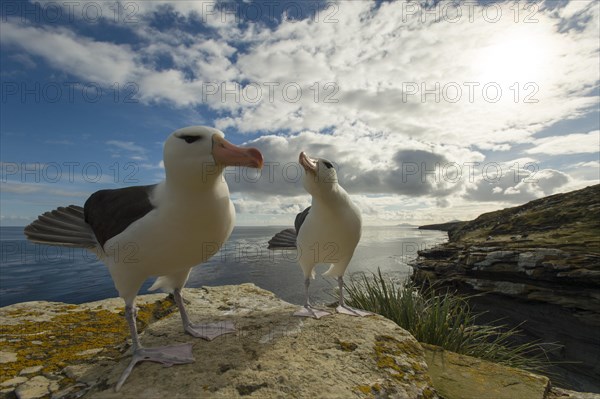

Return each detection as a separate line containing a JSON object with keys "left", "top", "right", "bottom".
{"left": 116, "top": 343, "right": 194, "bottom": 391}
{"left": 184, "top": 320, "right": 236, "bottom": 340}
{"left": 293, "top": 306, "right": 332, "bottom": 319}
{"left": 336, "top": 305, "right": 373, "bottom": 317}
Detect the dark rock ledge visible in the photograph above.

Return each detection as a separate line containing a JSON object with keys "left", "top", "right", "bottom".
{"left": 413, "top": 184, "right": 600, "bottom": 393}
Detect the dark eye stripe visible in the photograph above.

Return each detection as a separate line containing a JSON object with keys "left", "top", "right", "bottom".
{"left": 180, "top": 135, "right": 202, "bottom": 143}
{"left": 323, "top": 161, "right": 334, "bottom": 169}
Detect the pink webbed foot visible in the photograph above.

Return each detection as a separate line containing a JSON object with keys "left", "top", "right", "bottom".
{"left": 184, "top": 320, "right": 236, "bottom": 340}
{"left": 336, "top": 305, "right": 373, "bottom": 317}
{"left": 293, "top": 306, "right": 332, "bottom": 319}
{"left": 115, "top": 343, "right": 194, "bottom": 391}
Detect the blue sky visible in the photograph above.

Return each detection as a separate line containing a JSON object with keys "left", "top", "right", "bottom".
{"left": 1, "top": 0, "right": 599, "bottom": 226}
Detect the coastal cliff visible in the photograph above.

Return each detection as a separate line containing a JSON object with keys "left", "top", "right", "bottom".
{"left": 413, "top": 184, "right": 600, "bottom": 392}
{"left": 2, "top": 284, "right": 589, "bottom": 399}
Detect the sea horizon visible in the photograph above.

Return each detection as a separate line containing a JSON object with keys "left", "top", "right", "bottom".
{"left": 0, "top": 225, "right": 448, "bottom": 307}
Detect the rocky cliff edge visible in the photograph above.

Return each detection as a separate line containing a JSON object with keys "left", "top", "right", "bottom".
{"left": 1, "top": 284, "right": 595, "bottom": 399}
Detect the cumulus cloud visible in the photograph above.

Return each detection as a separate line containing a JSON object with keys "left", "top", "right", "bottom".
{"left": 2, "top": 1, "right": 598, "bottom": 148}
{"left": 0, "top": 214, "right": 38, "bottom": 226}
{"left": 560, "top": 160, "right": 600, "bottom": 192}
{"left": 232, "top": 195, "right": 309, "bottom": 216}
{"left": 1, "top": 0, "right": 598, "bottom": 224}
{"left": 228, "top": 126, "right": 485, "bottom": 198}
{"left": 106, "top": 140, "right": 146, "bottom": 153}
{"left": 233, "top": 193, "right": 457, "bottom": 226}
{"left": 0, "top": 22, "right": 136, "bottom": 83}
{"left": 525, "top": 130, "right": 600, "bottom": 155}
{"left": 214, "top": 1, "right": 599, "bottom": 150}
{"left": 465, "top": 168, "right": 570, "bottom": 203}
{"left": 105, "top": 140, "right": 148, "bottom": 160}
{"left": 0, "top": 182, "right": 90, "bottom": 197}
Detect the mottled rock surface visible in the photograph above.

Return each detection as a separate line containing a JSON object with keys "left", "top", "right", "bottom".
{"left": 14, "top": 375, "right": 58, "bottom": 399}
{"left": 0, "top": 293, "right": 177, "bottom": 398}
{"left": 88, "top": 285, "right": 437, "bottom": 399}
{"left": 2, "top": 284, "right": 598, "bottom": 398}
{"left": 1, "top": 285, "right": 438, "bottom": 399}
{"left": 423, "top": 344, "right": 550, "bottom": 399}
{"left": 413, "top": 184, "right": 600, "bottom": 392}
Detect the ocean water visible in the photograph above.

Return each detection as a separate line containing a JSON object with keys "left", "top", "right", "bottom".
{"left": 0, "top": 226, "right": 447, "bottom": 307}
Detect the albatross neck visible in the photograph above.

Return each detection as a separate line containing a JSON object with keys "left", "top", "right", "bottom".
{"left": 311, "top": 184, "right": 349, "bottom": 208}
{"left": 164, "top": 168, "right": 228, "bottom": 196}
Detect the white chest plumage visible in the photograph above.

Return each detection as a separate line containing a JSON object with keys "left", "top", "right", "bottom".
{"left": 102, "top": 182, "right": 235, "bottom": 277}
{"left": 297, "top": 190, "right": 362, "bottom": 277}
{"left": 298, "top": 205, "right": 360, "bottom": 262}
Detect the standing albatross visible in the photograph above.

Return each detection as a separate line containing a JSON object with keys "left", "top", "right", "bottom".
{"left": 24, "top": 126, "right": 263, "bottom": 390}
{"left": 268, "top": 152, "right": 372, "bottom": 319}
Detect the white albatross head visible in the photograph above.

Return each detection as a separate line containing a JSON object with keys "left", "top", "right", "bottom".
{"left": 163, "top": 126, "right": 263, "bottom": 185}
{"left": 299, "top": 151, "right": 338, "bottom": 196}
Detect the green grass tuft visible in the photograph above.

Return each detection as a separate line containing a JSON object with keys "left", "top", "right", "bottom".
{"left": 342, "top": 269, "right": 558, "bottom": 375}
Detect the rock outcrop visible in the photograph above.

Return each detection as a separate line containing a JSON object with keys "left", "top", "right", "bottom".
{"left": 423, "top": 343, "right": 550, "bottom": 399}
{"left": 418, "top": 221, "right": 466, "bottom": 233}
{"left": 1, "top": 284, "right": 439, "bottom": 399}
{"left": 413, "top": 184, "right": 600, "bottom": 392}
{"left": 2, "top": 284, "right": 595, "bottom": 398}
{"left": 2, "top": 284, "right": 586, "bottom": 399}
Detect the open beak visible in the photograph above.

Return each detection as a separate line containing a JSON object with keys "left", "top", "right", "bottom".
{"left": 299, "top": 151, "right": 317, "bottom": 174}
{"left": 212, "top": 135, "right": 263, "bottom": 169}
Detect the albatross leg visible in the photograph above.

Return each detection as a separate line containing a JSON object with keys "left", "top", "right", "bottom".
{"left": 115, "top": 304, "right": 194, "bottom": 392}
{"left": 293, "top": 277, "right": 332, "bottom": 319}
{"left": 335, "top": 276, "right": 373, "bottom": 317}
{"left": 173, "top": 288, "right": 236, "bottom": 340}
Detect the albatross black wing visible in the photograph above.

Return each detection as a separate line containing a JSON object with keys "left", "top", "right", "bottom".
{"left": 84, "top": 185, "right": 157, "bottom": 248}
{"left": 267, "top": 206, "right": 311, "bottom": 249}
{"left": 24, "top": 205, "right": 97, "bottom": 248}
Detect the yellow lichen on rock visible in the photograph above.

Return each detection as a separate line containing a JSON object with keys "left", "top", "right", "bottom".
{"left": 2, "top": 285, "right": 442, "bottom": 398}
{"left": 422, "top": 343, "right": 551, "bottom": 399}
{"left": 0, "top": 297, "right": 177, "bottom": 388}
{"left": 367, "top": 334, "right": 437, "bottom": 398}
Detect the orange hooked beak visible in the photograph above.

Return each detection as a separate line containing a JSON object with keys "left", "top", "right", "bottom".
{"left": 212, "top": 135, "right": 263, "bottom": 169}
{"left": 299, "top": 151, "right": 317, "bottom": 174}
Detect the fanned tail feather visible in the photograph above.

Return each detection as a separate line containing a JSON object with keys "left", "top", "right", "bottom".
{"left": 267, "top": 228, "right": 297, "bottom": 249}
{"left": 24, "top": 205, "right": 97, "bottom": 248}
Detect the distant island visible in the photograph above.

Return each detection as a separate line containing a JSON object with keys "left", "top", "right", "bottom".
{"left": 395, "top": 223, "right": 419, "bottom": 227}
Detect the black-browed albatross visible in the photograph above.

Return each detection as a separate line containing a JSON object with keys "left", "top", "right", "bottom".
{"left": 24, "top": 126, "right": 263, "bottom": 391}
{"left": 269, "top": 152, "right": 372, "bottom": 319}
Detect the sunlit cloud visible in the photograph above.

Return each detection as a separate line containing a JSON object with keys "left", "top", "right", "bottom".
{"left": 0, "top": 0, "right": 598, "bottom": 225}
{"left": 525, "top": 130, "right": 600, "bottom": 155}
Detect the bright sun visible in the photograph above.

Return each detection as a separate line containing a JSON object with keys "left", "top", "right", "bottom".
{"left": 475, "top": 32, "right": 552, "bottom": 86}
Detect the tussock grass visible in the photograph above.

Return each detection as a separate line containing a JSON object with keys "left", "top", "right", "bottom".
{"left": 343, "top": 269, "right": 557, "bottom": 374}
